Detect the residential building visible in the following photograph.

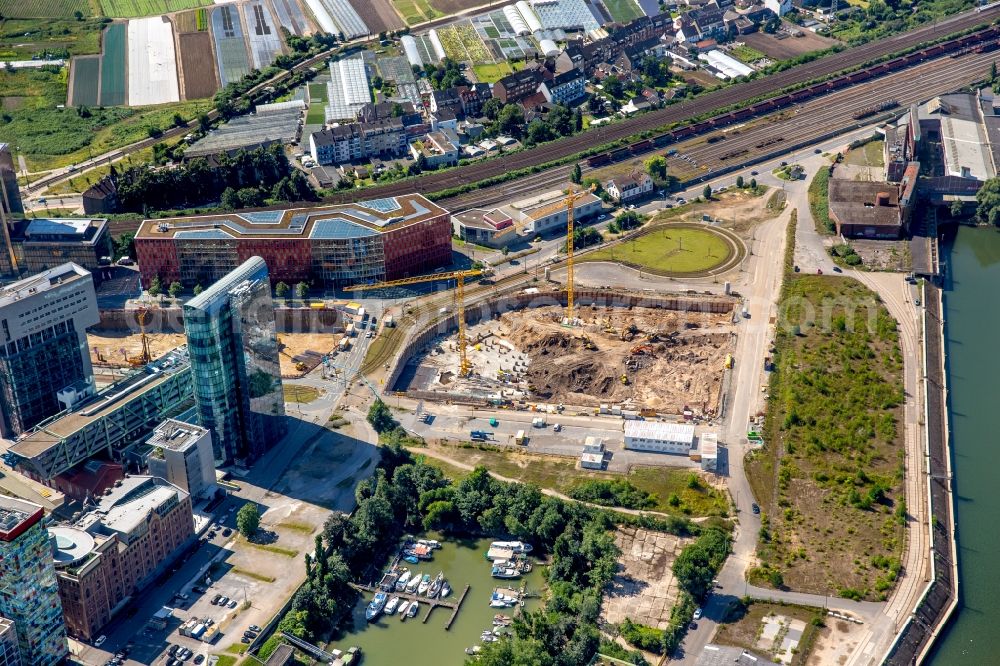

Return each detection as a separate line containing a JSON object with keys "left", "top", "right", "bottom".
{"left": 0, "top": 144, "right": 22, "bottom": 216}
{"left": 183, "top": 257, "right": 286, "bottom": 466}
{"left": 827, "top": 178, "right": 905, "bottom": 239}
{"left": 451, "top": 208, "right": 517, "bottom": 247}
{"left": 410, "top": 131, "right": 460, "bottom": 169}
{"left": 134, "top": 194, "right": 452, "bottom": 288}
{"left": 456, "top": 84, "right": 493, "bottom": 118}
{"left": 81, "top": 176, "right": 119, "bottom": 215}
{"left": 763, "top": 0, "right": 791, "bottom": 15}
{"left": 539, "top": 70, "right": 586, "bottom": 105}
{"left": 493, "top": 69, "right": 544, "bottom": 104}
{"left": 146, "top": 419, "right": 217, "bottom": 500}
{"left": 51, "top": 476, "right": 194, "bottom": 641}
{"left": 0, "top": 497, "right": 67, "bottom": 665}
{"left": 606, "top": 172, "right": 654, "bottom": 202}
{"left": 518, "top": 191, "right": 603, "bottom": 234}
{"left": 356, "top": 101, "right": 422, "bottom": 126}
{"left": 0, "top": 618, "right": 19, "bottom": 666}
{"left": 8, "top": 348, "right": 193, "bottom": 482}
{"left": 309, "top": 118, "right": 407, "bottom": 165}
{"left": 623, "top": 420, "right": 696, "bottom": 454}
{"left": 0, "top": 263, "right": 99, "bottom": 437}
{"left": 431, "top": 87, "right": 463, "bottom": 116}
{"left": 431, "top": 108, "right": 459, "bottom": 131}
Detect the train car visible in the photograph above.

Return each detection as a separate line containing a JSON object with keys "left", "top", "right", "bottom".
{"left": 609, "top": 146, "right": 632, "bottom": 161}
{"left": 652, "top": 133, "right": 673, "bottom": 148}
{"left": 587, "top": 153, "right": 611, "bottom": 168}
{"left": 673, "top": 125, "right": 698, "bottom": 139}
{"left": 719, "top": 149, "right": 749, "bottom": 161}
{"left": 977, "top": 40, "right": 1000, "bottom": 53}
{"left": 731, "top": 106, "right": 755, "bottom": 122}
{"left": 629, "top": 139, "right": 654, "bottom": 154}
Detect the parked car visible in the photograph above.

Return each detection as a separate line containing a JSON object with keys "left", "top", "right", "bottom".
{"left": 222, "top": 528, "right": 232, "bottom": 537}
{"left": 94, "top": 636, "right": 107, "bottom": 647}
{"left": 249, "top": 625, "right": 262, "bottom": 632}
{"left": 168, "top": 645, "right": 179, "bottom": 656}
{"left": 832, "top": 266, "right": 842, "bottom": 273}
{"left": 217, "top": 596, "right": 229, "bottom": 606}
{"left": 553, "top": 423, "right": 562, "bottom": 432}
{"left": 241, "top": 637, "right": 252, "bottom": 644}
{"left": 194, "top": 656, "right": 205, "bottom": 665}
{"left": 693, "top": 607, "right": 704, "bottom": 620}
{"left": 228, "top": 599, "right": 238, "bottom": 609}
{"left": 751, "top": 503, "right": 760, "bottom": 514}
{"left": 211, "top": 594, "right": 222, "bottom": 605}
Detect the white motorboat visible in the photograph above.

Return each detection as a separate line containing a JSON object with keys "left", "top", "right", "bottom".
{"left": 417, "top": 574, "right": 431, "bottom": 595}
{"left": 385, "top": 596, "right": 400, "bottom": 615}
{"left": 405, "top": 573, "right": 421, "bottom": 594}
{"left": 395, "top": 570, "right": 411, "bottom": 591}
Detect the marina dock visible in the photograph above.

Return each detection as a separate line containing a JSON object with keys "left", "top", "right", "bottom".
{"left": 351, "top": 583, "right": 471, "bottom": 629}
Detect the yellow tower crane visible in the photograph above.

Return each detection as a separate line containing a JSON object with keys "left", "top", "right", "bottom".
{"left": 528, "top": 184, "right": 596, "bottom": 324}
{"left": 344, "top": 268, "right": 491, "bottom": 377}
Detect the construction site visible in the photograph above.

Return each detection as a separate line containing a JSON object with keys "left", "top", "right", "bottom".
{"left": 396, "top": 300, "right": 736, "bottom": 417}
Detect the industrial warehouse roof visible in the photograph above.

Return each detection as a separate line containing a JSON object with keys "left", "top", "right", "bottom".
{"left": 135, "top": 194, "right": 447, "bottom": 241}
{"left": 827, "top": 179, "right": 901, "bottom": 229}
{"left": 184, "top": 108, "right": 303, "bottom": 159}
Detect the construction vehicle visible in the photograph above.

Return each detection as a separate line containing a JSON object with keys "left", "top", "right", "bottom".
{"left": 725, "top": 354, "right": 734, "bottom": 369}
{"left": 525, "top": 184, "right": 596, "bottom": 325}
{"left": 532, "top": 416, "right": 546, "bottom": 428}
{"left": 620, "top": 323, "right": 638, "bottom": 341}
{"left": 515, "top": 430, "right": 526, "bottom": 445}
{"left": 125, "top": 307, "right": 154, "bottom": 367}
{"left": 630, "top": 344, "right": 655, "bottom": 356}
{"left": 345, "top": 267, "right": 493, "bottom": 378}
{"left": 621, "top": 374, "right": 629, "bottom": 385}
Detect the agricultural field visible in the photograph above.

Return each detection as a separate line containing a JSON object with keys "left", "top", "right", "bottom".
{"left": 69, "top": 56, "right": 101, "bottom": 107}
{"left": 211, "top": 5, "right": 251, "bottom": 86}
{"left": 99, "top": 22, "right": 127, "bottom": 106}
{"left": 472, "top": 61, "right": 513, "bottom": 83}
{"left": 392, "top": 0, "right": 439, "bottom": 25}
{"left": 0, "top": 66, "right": 210, "bottom": 171}
{"left": 271, "top": 0, "right": 313, "bottom": 35}
{"left": 0, "top": 18, "right": 103, "bottom": 59}
{"left": 0, "top": 0, "right": 94, "bottom": 18}
{"left": 346, "top": 0, "right": 404, "bottom": 34}
{"left": 172, "top": 8, "right": 202, "bottom": 32}
{"left": 601, "top": 0, "right": 643, "bottom": 23}
{"left": 178, "top": 32, "right": 218, "bottom": 99}
{"left": 428, "top": 0, "right": 483, "bottom": 15}
{"left": 99, "top": 0, "right": 213, "bottom": 19}
{"left": 244, "top": 1, "right": 285, "bottom": 70}
{"left": 305, "top": 0, "right": 368, "bottom": 39}
{"left": 127, "top": 16, "right": 180, "bottom": 105}
{"left": 435, "top": 23, "right": 492, "bottom": 62}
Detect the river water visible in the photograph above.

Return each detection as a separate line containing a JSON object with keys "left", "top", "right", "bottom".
{"left": 928, "top": 226, "right": 1000, "bottom": 663}
{"left": 327, "top": 536, "right": 545, "bottom": 664}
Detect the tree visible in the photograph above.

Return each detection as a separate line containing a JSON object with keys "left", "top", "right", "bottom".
{"left": 750, "top": 178, "right": 757, "bottom": 190}
{"left": 168, "top": 281, "right": 183, "bottom": 299}
{"left": 526, "top": 119, "right": 556, "bottom": 145}
{"left": 198, "top": 113, "right": 211, "bottom": 132}
{"left": 604, "top": 75, "right": 623, "bottom": 99}
{"left": 571, "top": 163, "right": 582, "bottom": 184}
{"left": 73, "top": 9, "right": 84, "bottom": 20}
{"left": 148, "top": 275, "right": 162, "bottom": 298}
{"left": 275, "top": 281, "right": 290, "bottom": 298}
{"left": 236, "top": 502, "right": 261, "bottom": 538}
{"left": 221, "top": 187, "right": 240, "bottom": 210}
{"left": 990, "top": 62, "right": 998, "bottom": 86}
{"left": 497, "top": 104, "right": 525, "bottom": 138}
{"left": 113, "top": 232, "right": 136, "bottom": 261}
{"left": 146, "top": 125, "right": 163, "bottom": 139}
{"left": 371, "top": 75, "right": 384, "bottom": 90}
{"left": 615, "top": 210, "right": 644, "bottom": 231}
{"left": 193, "top": 284, "right": 204, "bottom": 296}
{"left": 367, "top": 398, "right": 397, "bottom": 433}
{"left": 736, "top": 175, "right": 745, "bottom": 188}
{"left": 645, "top": 155, "right": 668, "bottom": 182}
{"left": 950, "top": 198, "right": 964, "bottom": 218}
{"left": 172, "top": 112, "right": 186, "bottom": 128}
{"left": 703, "top": 185, "right": 713, "bottom": 200}
{"left": 294, "top": 281, "right": 308, "bottom": 299}
{"left": 482, "top": 97, "right": 504, "bottom": 121}
{"left": 976, "top": 176, "right": 1000, "bottom": 225}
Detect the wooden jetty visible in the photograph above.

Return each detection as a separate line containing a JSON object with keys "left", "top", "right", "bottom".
{"left": 350, "top": 583, "right": 470, "bottom": 629}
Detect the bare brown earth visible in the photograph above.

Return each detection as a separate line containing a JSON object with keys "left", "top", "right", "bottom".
{"left": 177, "top": 32, "right": 218, "bottom": 100}
{"left": 349, "top": 0, "right": 405, "bottom": 33}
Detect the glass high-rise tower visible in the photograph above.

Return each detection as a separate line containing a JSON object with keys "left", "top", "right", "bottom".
{"left": 0, "top": 497, "right": 68, "bottom": 666}
{"left": 182, "top": 256, "right": 286, "bottom": 466}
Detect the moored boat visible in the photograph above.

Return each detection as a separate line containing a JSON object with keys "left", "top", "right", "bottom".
{"left": 417, "top": 539, "right": 441, "bottom": 549}
{"left": 385, "top": 596, "right": 400, "bottom": 614}
{"left": 417, "top": 574, "right": 431, "bottom": 595}
{"left": 405, "top": 573, "right": 421, "bottom": 594}
{"left": 491, "top": 565, "right": 520, "bottom": 579}
{"left": 395, "top": 570, "right": 411, "bottom": 591}
{"left": 398, "top": 600, "right": 411, "bottom": 617}
{"left": 365, "top": 592, "right": 388, "bottom": 621}
{"left": 441, "top": 580, "right": 452, "bottom": 597}
{"left": 408, "top": 600, "right": 419, "bottom": 617}
{"left": 427, "top": 572, "right": 443, "bottom": 598}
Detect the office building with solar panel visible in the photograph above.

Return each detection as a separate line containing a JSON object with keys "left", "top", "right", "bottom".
{"left": 133, "top": 194, "right": 452, "bottom": 289}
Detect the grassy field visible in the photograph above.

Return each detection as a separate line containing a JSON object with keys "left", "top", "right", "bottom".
{"left": 472, "top": 62, "right": 514, "bottom": 83}
{"left": 584, "top": 226, "right": 732, "bottom": 275}
{"left": 393, "top": 0, "right": 439, "bottom": 25}
{"left": 46, "top": 147, "right": 153, "bottom": 194}
{"left": 745, "top": 276, "right": 905, "bottom": 600}
{"left": 421, "top": 443, "right": 729, "bottom": 518}
{"left": 714, "top": 602, "right": 824, "bottom": 665}
{"left": 0, "top": 18, "right": 103, "bottom": 59}
{"left": 844, "top": 140, "right": 885, "bottom": 168}
{"left": 601, "top": 0, "right": 643, "bottom": 23}
{"left": 808, "top": 167, "right": 834, "bottom": 235}
{"left": 284, "top": 385, "right": 321, "bottom": 403}
{"left": 0, "top": 0, "right": 95, "bottom": 18}
{"left": 728, "top": 44, "right": 768, "bottom": 64}
{"left": 0, "top": 67, "right": 211, "bottom": 170}
{"left": 99, "top": 0, "right": 213, "bottom": 18}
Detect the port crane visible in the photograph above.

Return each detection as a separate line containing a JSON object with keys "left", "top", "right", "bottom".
{"left": 344, "top": 268, "right": 491, "bottom": 378}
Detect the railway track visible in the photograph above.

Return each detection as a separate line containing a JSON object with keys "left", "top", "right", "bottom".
{"left": 323, "top": 5, "right": 1000, "bottom": 204}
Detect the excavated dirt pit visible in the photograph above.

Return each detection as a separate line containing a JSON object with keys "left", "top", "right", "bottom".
{"left": 410, "top": 304, "right": 736, "bottom": 416}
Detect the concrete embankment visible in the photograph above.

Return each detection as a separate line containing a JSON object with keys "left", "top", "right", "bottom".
{"left": 884, "top": 283, "right": 959, "bottom": 665}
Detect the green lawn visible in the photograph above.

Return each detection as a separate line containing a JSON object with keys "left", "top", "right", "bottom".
{"left": 0, "top": 18, "right": 103, "bottom": 59}
{"left": 602, "top": 0, "right": 643, "bottom": 22}
{"left": 393, "top": 0, "right": 439, "bottom": 25}
{"left": 585, "top": 226, "right": 732, "bottom": 275}
{"left": 728, "top": 44, "right": 767, "bottom": 64}
{"left": 845, "top": 140, "right": 885, "bottom": 168}
{"left": 472, "top": 62, "right": 514, "bottom": 83}
{"left": 284, "top": 385, "right": 321, "bottom": 403}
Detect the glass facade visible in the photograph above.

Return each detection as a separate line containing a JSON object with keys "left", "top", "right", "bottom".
{"left": 0, "top": 504, "right": 68, "bottom": 666}
{"left": 183, "top": 257, "right": 286, "bottom": 466}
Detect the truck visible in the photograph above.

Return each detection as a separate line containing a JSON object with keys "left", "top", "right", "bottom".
{"left": 470, "top": 430, "right": 489, "bottom": 441}
{"left": 741, "top": 306, "right": 750, "bottom": 319}
{"left": 515, "top": 430, "right": 526, "bottom": 445}
{"left": 531, "top": 417, "right": 546, "bottom": 428}
{"left": 724, "top": 354, "right": 734, "bottom": 369}
{"left": 339, "top": 337, "right": 350, "bottom": 351}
